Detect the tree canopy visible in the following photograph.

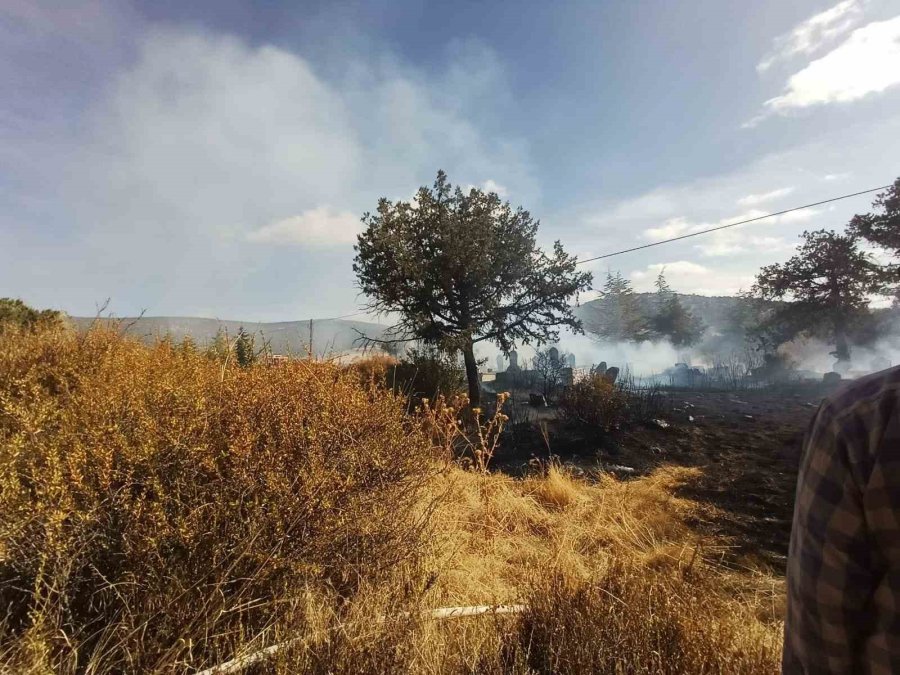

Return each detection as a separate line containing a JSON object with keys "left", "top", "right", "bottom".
{"left": 586, "top": 271, "right": 649, "bottom": 342}
{"left": 849, "top": 178, "right": 900, "bottom": 255}
{"left": 0, "top": 298, "right": 63, "bottom": 332}
{"left": 354, "top": 171, "right": 592, "bottom": 405}
{"left": 650, "top": 271, "right": 704, "bottom": 347}
{"left": 849, "top": 177, "right": 900, "bottom": 289}
{"left": 234, "top": 327, "right": 256, "bottom": 368}
{"left": 752, "top": 229, "right": 888, "bottom": 363}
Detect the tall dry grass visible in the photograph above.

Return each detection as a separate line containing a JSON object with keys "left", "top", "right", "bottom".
{"left": 0, "top": 326, "right": 438, "bottom": 672}
{"left": 0, "top": 327, "right": 783, "bottom": 673}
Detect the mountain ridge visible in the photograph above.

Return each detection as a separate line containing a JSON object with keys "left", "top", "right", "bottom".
{"left": 70, "top": 315, "right": 393, "bottom": 358}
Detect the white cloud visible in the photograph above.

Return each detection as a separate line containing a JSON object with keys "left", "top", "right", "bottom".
{"left": 757, "top": 0, "right": 864, "bottom": 72}
{"left": 824, "top": 172, "right": 851, "bottom": 180}
{"left": 636, "top": 261, "right": 710, "bottom": 277}
{"left": 247, "top": 207, "right": 360, "bottom": 246}
{"left": 778, "top": 207, "right": 823, "bottom": 223}
{"left": 631, "top": 261, "right": 754, "bottom": 296}
{"left": 765, "top": 16, "right": 900, "bottom": 111}
{"left": 6, "top": 27, "right": 534, "bottom": 316}
{"left": 643, "top": 216, "right": 709, "bottom": 240}
{"left": 465, "top": 179, "right": 509, "bottom": 198}
{"left": 695, "top": 232, "right": 797, "bottom": 258}
{"left": 641, "top": 206, "right": 817, "bottom": 244}
{"left": 737, "top": 187, "right": 794, "bottom": 206}
{"left": 572, "top": 117, "right": 900, "bottom": 300}
{"left": 481, "top": 179, "right": 509, "bottom": 197}
{"left": 639, "top": 208, "right": 803, "bottom": 258}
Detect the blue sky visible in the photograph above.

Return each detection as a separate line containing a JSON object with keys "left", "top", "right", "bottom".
{"left": 2, "top": 0, "right": 900, "bottom": 320}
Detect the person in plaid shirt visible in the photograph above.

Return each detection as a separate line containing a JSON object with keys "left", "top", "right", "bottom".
{"left": 784, "top": 366, "right": 900, "bottom": 674}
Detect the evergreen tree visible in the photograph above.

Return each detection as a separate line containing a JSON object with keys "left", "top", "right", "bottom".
{"left": 234, "top": 327, "right": 256, "bottom": 368}
{"left": 354, "top": 171, "right": 591, "bottom": 406}
{"left": 206, "top": 328, "right": 231, "bottom": 363}
{"left": 587, "top": 271, "right": 649, "bottom": 342}
{"left": 752, "top": 229, "right": 888, "bottom": 363}
{"left": 848, "top": 177, "right": 900, "bottom": 292}
{"left": 650, "top": 271, "right": 704, "bottom": 346}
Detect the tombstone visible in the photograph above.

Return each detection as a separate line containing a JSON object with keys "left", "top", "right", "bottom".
{"left": 496, "top": 354, "right": 506, "bottom": 373}
{"left": 508, "top": 349, "right": 520, "bottom": 371}
{"left": 603, "top": 366, "right": 620, "bottom": 384}
{"left": 823, "top": 371, "right": 842, "bottom": 385}
{"left": 529, "top": 392, "right": 547, "bottom": 407}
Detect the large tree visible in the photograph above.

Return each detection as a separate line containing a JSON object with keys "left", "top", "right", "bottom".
{"left": 849, "top": 177, "right": 900, "bottom": 288}
{"left": 586, "top": 270, "right": 649, "bottom": 342}
{"left": 650, "top": 271, "right": 704, "bottom": 346}
{"left": 752, "top": 229, "right": 887, "bottom": 364}
{"left": 354, "top": 171, "right": 592, "bottom": 405}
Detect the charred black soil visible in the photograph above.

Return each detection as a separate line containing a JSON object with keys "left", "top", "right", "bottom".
{"left": 495, "top": 384, "right": 838, "bottom": 572}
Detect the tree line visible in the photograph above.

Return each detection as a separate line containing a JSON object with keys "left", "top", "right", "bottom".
{"left": 585, "top": 269, "right": 705, "bottom": 347}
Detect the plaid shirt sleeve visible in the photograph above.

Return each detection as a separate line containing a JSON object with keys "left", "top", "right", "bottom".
{"left": 783, "top": 399, "right": 877, "bottom": 674}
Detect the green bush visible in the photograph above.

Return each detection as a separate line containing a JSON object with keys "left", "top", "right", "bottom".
{"left": 0, "top": 297, "right": 64, "bottom": 332}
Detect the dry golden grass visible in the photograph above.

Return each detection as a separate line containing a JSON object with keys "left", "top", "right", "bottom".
{"left": 0, "top": 326, "right": 783, "bottom": 673}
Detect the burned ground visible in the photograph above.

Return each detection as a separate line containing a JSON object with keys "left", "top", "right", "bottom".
{"left": 494, "top": 384, "right": 836, "bottom": 572}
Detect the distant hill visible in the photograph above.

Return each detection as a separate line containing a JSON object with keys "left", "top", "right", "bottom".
{"left": 70, "top": 316, "right": 394, "bottom": 358}
{"left": 71, "top": 295, "right": 747, "bottom": 359}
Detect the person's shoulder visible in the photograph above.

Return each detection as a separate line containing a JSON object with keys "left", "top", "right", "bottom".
{"left": 823, "top": 365, "right": 900, "bottom": 423}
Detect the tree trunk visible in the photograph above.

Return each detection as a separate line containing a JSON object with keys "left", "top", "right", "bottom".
{"left": 834, "top": 321, "right": 851, "bottom": 365}
{"left": 462, "top": 340, "right": 481, "bottom": 407}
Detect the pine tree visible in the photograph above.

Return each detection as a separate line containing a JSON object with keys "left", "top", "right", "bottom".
{"left": 753, "top": 229, "right": 888, "bottom": 363}
{"left": 588, "top": 271, "right": 648, "bottom": 342}
{"left": 206, "top": 328, "right": 231, "bottom": 363}
{"left": 234, "top": 327, "right": 256, "bottom": 368}
{"left": 355, "top": 170, "right": 591, "bottom": 406}
{"left": 650, "top": 271, "right": 704, "bottom": 346}
{"left": 848, "top": 177, "right": 900, "bottom": 294}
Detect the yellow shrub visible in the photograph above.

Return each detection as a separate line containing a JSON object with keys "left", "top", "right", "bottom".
{"left": 0, "top": 326, "right": 436, "bottom": 671}
{"left": 0, "top": 325, "right": 783, "bottom": 673}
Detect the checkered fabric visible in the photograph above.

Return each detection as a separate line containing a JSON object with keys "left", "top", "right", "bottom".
{"left": 784, "top": 366, "right": 900, "bottom": 674}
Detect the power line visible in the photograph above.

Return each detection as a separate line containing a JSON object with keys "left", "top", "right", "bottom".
{"left": 313, "top": 310, "right": 369, "bottom": 321}
{"left": 576, "top": 184, "right": 892, "bottom": 265}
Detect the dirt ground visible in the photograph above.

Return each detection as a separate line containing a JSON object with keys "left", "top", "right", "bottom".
{"left": 494, "top": 384, "right": 839, "bottom": 572}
